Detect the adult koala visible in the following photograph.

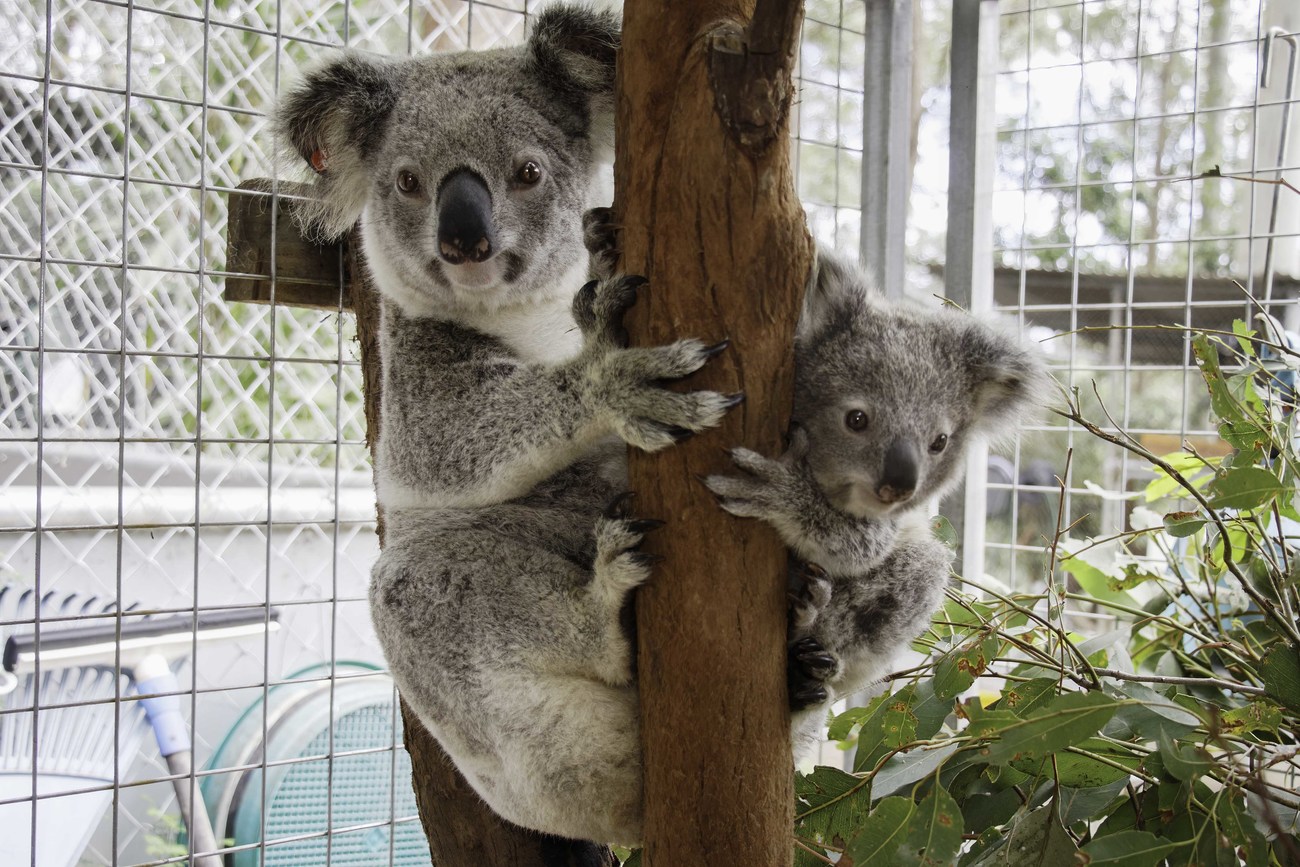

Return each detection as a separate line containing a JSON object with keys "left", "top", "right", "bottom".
{"left": 275, "top": 3, "right": 737, "bottom": 851}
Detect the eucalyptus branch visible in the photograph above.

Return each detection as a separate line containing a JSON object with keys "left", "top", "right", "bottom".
{"left": 1059, "top": 402, "right": 1300, "bottom": 646}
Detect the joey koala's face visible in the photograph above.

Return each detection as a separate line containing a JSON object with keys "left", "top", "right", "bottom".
{"left": 794, "top": 253, "right": 1050, "bottom": 520}
{"left": 275, "top": 4, "right": 618, "bottom": 317}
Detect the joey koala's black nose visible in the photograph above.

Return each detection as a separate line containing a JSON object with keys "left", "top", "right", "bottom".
{"left": 876, "top": 439, "right": 920, "bottom": 504}
{"left": 436, "top": 169, "right": 497, "bottom": 265}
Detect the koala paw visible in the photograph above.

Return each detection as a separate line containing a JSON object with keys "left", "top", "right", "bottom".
{"left": 573, "top": 272, "right": 643, "bottom": 347}
{"left": 788, "top": 635, "right": 841, "bottom": 711}
{"left": 592, "top": 492, "right": 664, "bottom": 602}
{"left": 703, "top": 428, "right": 812, "bottom": 524}
{"left": 789, "top": 562, "right": 833, "bottom": 638}
{"left": 583, "top": 206, "right": 620, "bottom": 282}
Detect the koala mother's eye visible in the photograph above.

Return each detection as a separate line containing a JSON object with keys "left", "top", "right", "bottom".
{"left": 929, "top": 433, "right": 949, "bottom": 454}
{"left": 844, "top": 409, "right": 869, "bottom": 432}
{"left": 396, "top": 171, "right": 421, "bottom": 195}
{"left": 515, "top": 161, "right": 543, "bottom": 185}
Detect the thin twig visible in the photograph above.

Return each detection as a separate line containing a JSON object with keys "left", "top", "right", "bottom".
{"left": 1090, "top": 667, "right": 1268, "bottom": 698}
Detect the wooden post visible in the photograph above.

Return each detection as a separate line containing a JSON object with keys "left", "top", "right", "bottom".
{"left": 616, "top": 1, "right": 812, "bottom": 865}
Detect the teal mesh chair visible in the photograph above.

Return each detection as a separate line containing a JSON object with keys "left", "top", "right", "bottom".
{"left": 200, "top": 662, "right": 432, "bottom": 866}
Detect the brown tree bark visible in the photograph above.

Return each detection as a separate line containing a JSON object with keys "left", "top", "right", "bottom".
{"left": 348, "top": 235, "right": 616, "bottom": 867}
{"left": 615, "top": 2, "right": 813, "bottom": 865}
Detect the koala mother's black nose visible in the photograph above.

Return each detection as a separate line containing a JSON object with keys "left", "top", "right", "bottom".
{"left": 436, "top": 169, "right": 497, "bottom": 265}
{"left": 876, "top": 439, "right": 920, "bottom": 504}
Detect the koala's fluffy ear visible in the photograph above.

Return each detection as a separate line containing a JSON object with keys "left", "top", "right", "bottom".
{"left": 528, "top": 4, "right": 620, "bottom": 107}
{"left": 958, "top": 318, "right": 1052, "bottom": 437}
{"left": 275, "top": 52, "right": 399, "bottom": 240}
{"left": 797, "top": 249, "right": 864, "bottom": 343}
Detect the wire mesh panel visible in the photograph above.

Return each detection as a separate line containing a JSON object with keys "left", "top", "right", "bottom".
{"left": 969, "top": 0, "right": 1297, "bottom": 591}
{"left": 0, "top": 1, "right": 868, "bottom": 864}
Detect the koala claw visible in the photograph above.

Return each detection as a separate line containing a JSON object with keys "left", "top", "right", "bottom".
{"left": 788, "top": 635, "right": 839, "bottom": 711}
{"left": 789, "top": 563, "right": 833, "bottom": 637}
{"left": 701, "top": 338, "right": 731, "bottom": 359}
{"left": 593, "top": 508, "right": 662, "bottom": 598}
{"left": 603, "top": 490, "right": 637, "bottom": 519}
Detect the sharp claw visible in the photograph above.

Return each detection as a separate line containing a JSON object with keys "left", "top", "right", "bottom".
{"left": 603, "top": 491, "right": 636, "bottom": 519}
{"left": 797, "top": 652, "right": 838, "bottom": 675}
{"left": 790, "top": 685, "right": 829, "bottom": 710}
{"left": 622, "top": 275, "right": 649, "bottom": 290}
{"left": 721, "top": 392, "right": 746, "bottom": 410}
{"left": 668, "top": 426, "right": 695, "bottom": 443}
{"left": 628, "top": 518, "right": 665, "bottom": 534}
{"left": 791, "top": 636, "right": 823, "bottom": 655}
{"left": 803, "top": 563, "right": 828, "bottom": 580}
{"left": 701, "top": 338, "right": 731, "bottom": 359}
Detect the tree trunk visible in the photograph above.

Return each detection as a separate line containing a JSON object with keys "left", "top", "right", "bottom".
{"left": 349, "top": 235, "right": 616, "bottom": 867}
{"left": 616, "top": 2, "right": 812, "bottom": 865}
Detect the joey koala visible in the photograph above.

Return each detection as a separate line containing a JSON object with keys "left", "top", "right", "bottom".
{"left": 704, "top": 251, "right": 1051, "bottom": 741}
{"left": 275, "top": 4, "right": 741, "bottom": 849}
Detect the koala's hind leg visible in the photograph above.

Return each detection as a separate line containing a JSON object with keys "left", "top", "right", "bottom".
{"left": 588, "top": 491, "right": 661, "bottom": 686}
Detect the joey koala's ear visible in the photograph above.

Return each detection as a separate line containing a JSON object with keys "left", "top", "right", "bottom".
{"left": 528, "top": 4, "right": 621, "bottom": 104}
{"left": 797, "top": 249, "right": 865, "bottom": 343}
{"left": 958, "top": 318, "right": 1052, "bottom": 437}
{"left": 275, "top": 52, "right": 399, "bottom": 240}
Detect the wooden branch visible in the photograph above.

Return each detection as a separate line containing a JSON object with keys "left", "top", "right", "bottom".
{"left": 224, "top": 180, "right": 351, "bottom": 310}
{"left": 617, "top": 1, "right": 811, "bottom": 865}
{"left": 347, "top": 232, "right": 616, "bottom": 866}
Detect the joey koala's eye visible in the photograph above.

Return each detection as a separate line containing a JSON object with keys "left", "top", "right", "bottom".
{"left": 929, "top": 433, "right": 949, "bottom": 454}
{"left": 844, "top": 409, "right": 869, "bottom": 432}
{"left": 396, "top": 171, "right": 420, "bottom": 195}
{"left": 515, "top": 161, "right": 543, "bottom": 185}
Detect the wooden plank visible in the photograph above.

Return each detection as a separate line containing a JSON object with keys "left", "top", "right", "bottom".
{"left": 223, "top": 178, "right": 351, "bottom": 310}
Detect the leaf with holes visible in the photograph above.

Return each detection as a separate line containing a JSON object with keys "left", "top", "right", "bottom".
{"left": 964, "top": 805, "right": 1080, "bottom": 867}
{"left": 1162, "top": 510, "right": 1206, "bottom": 538}
{"left": 1260, "top": 645, "right": 1300, "bottom": 713}
{"left": 934, "top": 636, "right": 1000, "bottom": 701}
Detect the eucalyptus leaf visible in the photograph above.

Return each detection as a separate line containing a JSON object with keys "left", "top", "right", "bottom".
{"left": 1260, "top": 645, "right": 1300, "bottom": 713}
{"left": 979, "top": 692, "right": 1120, "bottom": 765}
{"left": 896, "top": 785, "right": 963, "bottom": 867}
{"left": 1157, "top": 731, "right": 1212, "bottom": 782}
{"left": 1162, "top": 509, "right": 1206, "bottom": 538}
{"left": 1080, "top": 830, "right": 1182, "bottom": 866}
{"left": 1219, "top": 700, "right": 1283, "bottom": 736}
{"left": 1206, "top": 466, "right": 1285, "bottom": 511}
{"left": 964, "top": 805, "right": 1078, "bottom": 867}
{"left": 844, "top": 797, "right": 914, "bottom": 867}
{"left": 870, "top": 743, "right": 962, "bottom": 798}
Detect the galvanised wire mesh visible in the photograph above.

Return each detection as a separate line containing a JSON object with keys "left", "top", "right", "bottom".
{"left": 973, "top": 0, "right": 1298, "bottom": 601}
{"left": 0, "top": 0, "right": 866, "bottom": 864}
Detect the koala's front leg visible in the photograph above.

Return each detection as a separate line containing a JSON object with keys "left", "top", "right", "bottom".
{"left": 568, "top": 274, "right": 744, "bottom": 453}
{"left": 702, "top": 427, "right": 899, "bottom": 577}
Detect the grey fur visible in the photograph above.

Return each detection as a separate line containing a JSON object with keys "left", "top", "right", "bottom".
{"left": 706, "top": 250, "right": 1050, "bottom": 738}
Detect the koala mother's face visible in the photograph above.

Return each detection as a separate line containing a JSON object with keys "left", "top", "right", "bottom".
{"left": 276, "top": 4, "right": 619, "bottom": 317}
{"left": 362, "top": 58, "right": 599, "bottom": 315}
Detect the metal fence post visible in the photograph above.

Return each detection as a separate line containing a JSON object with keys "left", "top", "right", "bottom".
{"left": 946, "top": 0, "right": 999, "bottom": 583}
{"left": 861, "top": 0, "right": 914, "bottom": 297}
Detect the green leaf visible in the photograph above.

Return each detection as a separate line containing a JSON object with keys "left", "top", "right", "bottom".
{"left": 795, "top": 766, "right": 872, "bottom": 844}
{"left": 934, "top": 637, "right": 1000, "bottom": 700}
{"left": 1206, "top": 466, "right": 1286, "bottom": 511}
{"left": 1103, "top": 682, "right": 1200, "bottom": 740}
{"left": 844, "top": 797, "right": 914, "bottom": 867}
{"left": 619, "top": 849, "right": 642, "bottom": 867}
{"left": 1215, "top": 792, "right": 1269, "bottom": 867}
{"left": 1162, "top": 510, "right": 1206, "bottom": 538}
{"left": 896, "top": 785, "right": 963, "bottom": 867}
{"left": 992, "top": 677, "right": 1061, "bottom": 718}
{"left": 1056, "top": 778, "right": 1130, "bottom": 826}
{"left": 979, "top": 692, "right": 1120, "bottom": 765}
{"left": 871, "top": 744, "right": 962, "bottom": 798}
{"left": 828, "top": 698, "right": 884, "bottom": 743}
{"left": 931, "top": 514, "right": 958, "bottom": 550}
{"left": 964, "top": 805, "right": 1079, "bottom": 867}
{"left": 1193, "top": 333, "right": 1245, "bottom": 424}
{"left": 1156, "top": 732, "right": 1212, "bottom": 781}
{"left": 910, "top": 680, "right": 955, "bottom": 741}
{"left": 1220, "top": 700, "right": 1283, "bottom": 736}
{"left": 1010, "top": 738, "right": 1140, "bottom": 788}
{"left": 1080, "top": 830, "right": 1182, "bottom": 866}
{"left": 1260, "top": 645, "right": 1300, "bottom": 713}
